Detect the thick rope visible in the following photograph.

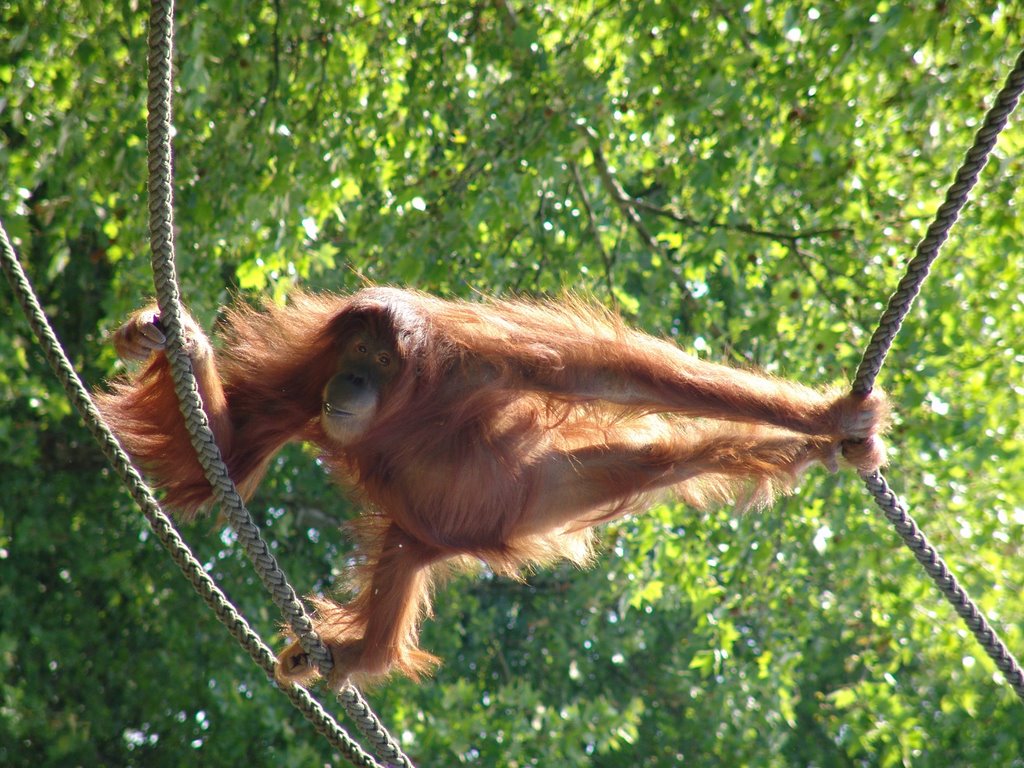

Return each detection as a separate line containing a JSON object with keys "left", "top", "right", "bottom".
{"left": 145, "top": 1, "right": 413, "bottom": 764}
{"left": 0, "top": 221, "right": 382, "bottom": 768}
{"left": 851, "top": 48, "right": 1024, "bottom": 702}
{"left": 853, "top": 47, "right": 1024, "bottom": 395}
{"left": 145, "top": 0, "right": 331, "bottom": 682}
{"left": 860, "top": 471, "right": 1024, "bottom": 698}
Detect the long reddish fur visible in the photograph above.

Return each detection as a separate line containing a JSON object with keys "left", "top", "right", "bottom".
{"left": 96, "top": 287, "right": 887, "bottom": 686}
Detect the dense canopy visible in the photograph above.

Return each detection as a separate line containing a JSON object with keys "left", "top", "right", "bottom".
{"left": 2, "top": 2, "right": 1023, "bottom": 766}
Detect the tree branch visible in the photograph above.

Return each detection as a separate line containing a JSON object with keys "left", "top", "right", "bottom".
{"left": 571, "top": 161, "right": 617, "bottom": 307}
{"left": 576, "top": 121, "right": 663, "bottom": 254}
{"left": 628, "top": 197, "right": 854, "bottom": 245}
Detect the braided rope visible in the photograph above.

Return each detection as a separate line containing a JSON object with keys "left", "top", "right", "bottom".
{"left": 144, "top": 1, "right": 414, "bottom": 764}
{"left": 851, "top": 48, "right": 1024, "bottom": 702}
{"left": 145, "top": 0, "right": 332, "bottom": 677}
{"left": 860, "top": 471, "right": 1024, "bottom": 699}
{"left": 853, "top": 47, "right": 1024, "bottom": 395}
{"left": 0, "top": 221, "right": 382, "bottom": 767}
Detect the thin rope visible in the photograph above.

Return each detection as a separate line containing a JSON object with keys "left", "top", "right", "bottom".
{"left": 851, "top": 48, "right": 1024, "bottom": 702}
{"left": 144, "top": 1, "right": 414, "bottom": 763}
{"left": 0, "top": 221, "right": 382, "bottom": 768}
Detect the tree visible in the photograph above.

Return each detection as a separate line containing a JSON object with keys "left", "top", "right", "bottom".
{"left": 2, "top": 2, "right": 1023, "bottom": 765}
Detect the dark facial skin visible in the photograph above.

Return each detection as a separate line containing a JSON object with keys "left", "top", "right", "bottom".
{"left": 321, "top": 332, "right": 398, "bottom": 444}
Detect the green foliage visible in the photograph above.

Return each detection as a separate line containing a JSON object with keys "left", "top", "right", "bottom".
{"left": 3, "top": 1, "right": 1024, "bottom": 765}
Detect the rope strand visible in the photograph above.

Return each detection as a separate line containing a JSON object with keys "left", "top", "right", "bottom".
{"left": 851, "top": 48, "right": 1024, "bottom": 702}
{"left": 859, "top": 470, "right": 1024, "bottom": 698}
{"left": 853, "top": 47, "right": 1024, "bottom": 395}
{"left": 0, "top": 220, "right": 383, "bottom": 767}
{"left": 143, "top": 0, "right": 415, "bottom": 762}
